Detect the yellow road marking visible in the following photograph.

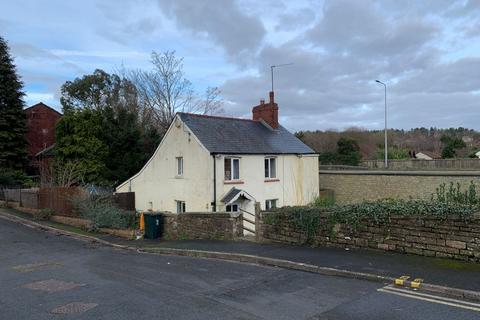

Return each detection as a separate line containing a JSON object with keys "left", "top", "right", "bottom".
{"left": 378, "top": 287, "right": 480, "bottom": 312}
{"left": 394, "top": 275, "right": 410, "bottom": 286}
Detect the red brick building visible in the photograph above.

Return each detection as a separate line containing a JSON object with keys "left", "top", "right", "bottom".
{"left": 25, "top": 102, "right": 62, "bottom": 172}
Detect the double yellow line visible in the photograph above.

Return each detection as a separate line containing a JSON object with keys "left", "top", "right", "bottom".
{"left": 379, "top": 285, "right": 480, "bottom": 312}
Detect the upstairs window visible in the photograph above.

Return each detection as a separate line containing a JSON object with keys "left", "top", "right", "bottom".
{"left": 264, "top": 157, "right": 276, "bottom": 179}
{"left": 176, "top": 157, "right": 183, "bottom": 176}
{"left": 265, "top": 199, "right": 277, "bottom": 210}
{"left": 176, "top": 200, "right": 186, "bottom": 213}
{"left": 224, "top": 158, "right": 240, "bottom": 181}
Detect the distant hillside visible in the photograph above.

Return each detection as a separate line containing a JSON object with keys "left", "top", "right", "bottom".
{"left": 296, "top": 127, "right": 480, "bottom": 160}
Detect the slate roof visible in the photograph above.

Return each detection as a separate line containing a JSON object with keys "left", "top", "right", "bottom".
{"left": 221, "top": 188, "right": 242, "bottom": 204}
{"left": 178, "top": 113, "right": 316, "bottom": 154}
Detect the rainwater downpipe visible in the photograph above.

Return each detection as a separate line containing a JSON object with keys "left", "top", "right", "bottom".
{"left": 212, "top": 154, "right": 217, "bottom": 212}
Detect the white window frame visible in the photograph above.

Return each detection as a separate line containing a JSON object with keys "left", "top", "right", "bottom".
{"left": 176, "top": 157, "right": 183, "bottom": 177}
{"left": 224, "top": 157, "right": 240, "bottom": 181}
{"left": 176, "top": 200, "right": 186, "bottom": 213}
{"left": 264, "top": 157, "right": 277, "bottom": 179}
{"left": 265, "top": 199, "right": 277, "bottom": 210}
{"left": 226, "top": 204, "right": 238, "bottom": 212}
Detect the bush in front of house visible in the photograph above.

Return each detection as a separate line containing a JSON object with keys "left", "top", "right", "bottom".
{"left": 73, "top": 194, "right": 137, "bottom": 231}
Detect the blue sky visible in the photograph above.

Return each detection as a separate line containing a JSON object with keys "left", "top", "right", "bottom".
{"left": 1, "top": 0, "right": 479, "bottom": 131}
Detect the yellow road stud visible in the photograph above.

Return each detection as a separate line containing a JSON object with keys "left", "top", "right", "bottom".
{"left": 394, "top": 276, "right": 410, "bottom": 286}
{"left": 410, "top": 278, "right": 424, "bottom": 289}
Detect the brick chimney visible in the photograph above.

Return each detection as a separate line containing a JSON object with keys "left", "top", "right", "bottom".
{"left": 252, "top": 91, "right": 279, "bottom": 129}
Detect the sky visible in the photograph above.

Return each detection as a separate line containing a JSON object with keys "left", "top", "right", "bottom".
{"left": 1, "top": 0, "right": 479, "bottom": 131}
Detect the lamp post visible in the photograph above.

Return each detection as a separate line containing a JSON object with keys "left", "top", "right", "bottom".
{"left": 375, "top": 80, "right": 388, "bottom": 168}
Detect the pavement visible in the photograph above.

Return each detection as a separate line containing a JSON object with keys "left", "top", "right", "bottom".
{"left": 2, "top": 213, "right": 480, "bottom": 319}
{"left": 146, "top": 239, "right": 480, "bottom": 293}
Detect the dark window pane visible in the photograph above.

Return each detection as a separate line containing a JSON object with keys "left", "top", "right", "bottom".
{"left": 224, "top": 158, "right": 231, "bottom": 180}
{"left": 233, "top": 159, "right": 240, "bottom": 180}
{"left": 270, "top": 158, "right": 276, "bottom": 178}
{"left": 264, "top": 158, "right": 269, "bottom": 178}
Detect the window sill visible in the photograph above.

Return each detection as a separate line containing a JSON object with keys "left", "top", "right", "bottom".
{"left": 264, "top": 178, "right": 280, "bottom": 182}
{"left": 224, "top": 180, "right": 244, "bottom": 185}
{"left": 175, "top": 175, "right": 184, "bottom": 179}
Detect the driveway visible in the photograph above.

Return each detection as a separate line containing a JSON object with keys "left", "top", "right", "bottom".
{"left": 1, "top": 218, "right": 479, "bottom": 319}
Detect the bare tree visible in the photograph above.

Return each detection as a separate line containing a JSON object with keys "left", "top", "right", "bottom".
{"left": 128, "top": 51, "right": 222, "bottom": 133}
{"left": 39, "top": 160, "right": 85, "bottom": 188}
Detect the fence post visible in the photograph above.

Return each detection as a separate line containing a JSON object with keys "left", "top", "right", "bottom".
{"left": 254, "top": 202, "right": 261, "bottom": 242}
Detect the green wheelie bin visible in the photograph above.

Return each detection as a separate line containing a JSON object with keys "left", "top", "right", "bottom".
{"left": 144, "top": 213, "right": 163, "bottom": 239}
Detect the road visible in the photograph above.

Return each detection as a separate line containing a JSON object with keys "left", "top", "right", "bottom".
{"left": 1, "top": 218, "right": 479, "bottom": 319}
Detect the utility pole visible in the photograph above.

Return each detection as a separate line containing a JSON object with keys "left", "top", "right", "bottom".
{"left": 376, "top": 80, "right": 388, "bottom": 168}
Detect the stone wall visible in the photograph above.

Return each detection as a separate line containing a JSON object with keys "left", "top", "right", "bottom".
{"left": 320, "top": 170, "right": 480, "bottom": 204}
{"left": 162, "top": 212, "right": 243, "bottom": 241}
{"left": 362, "top": 158, "right": 480, "bottom": 170}
{"left": 259, "top": 212, "right": 480, "bottom": 262}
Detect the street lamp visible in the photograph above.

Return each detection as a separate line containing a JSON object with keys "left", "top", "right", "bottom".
{"left": 376, "top": 80, "right": 388, "bottom": 168}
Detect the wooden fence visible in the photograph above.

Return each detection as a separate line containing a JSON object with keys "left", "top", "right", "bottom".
{"left": 113, "top": 192, "right": 135, "bottom": 211}
{"left": 38, "top": 187, "right": 82, "bottom": 216}
{"left": 2, "top": 186, "right": 135, "bottom": 216}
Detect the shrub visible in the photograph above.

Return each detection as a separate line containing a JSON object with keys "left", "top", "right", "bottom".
{"left": 266, "top": 181, "right": 480, "bottom": 244}
{"left": 312, "top": 194, "right": 335, "bottom": 208}
{"left": 73, "top": 194, "right": 137, "bottom": 231}
{"left": 32, "top": 209, "right": 54, "bottom": 221}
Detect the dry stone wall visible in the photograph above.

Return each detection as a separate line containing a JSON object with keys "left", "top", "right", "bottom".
{"left": 259, "top": 212, "right": 480, "bottom": 262}
{"left": 162, "top": 212, "right": 243, "bottom": 241}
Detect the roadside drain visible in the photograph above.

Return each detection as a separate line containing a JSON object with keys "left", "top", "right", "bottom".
{"left": 51, "top": 302, "right": 98, "bottom": 314}
{"left": 23, "top": 279, "right": 85, "bottom": 293}
{"left": 12, "top": 262, "right": 62, "bottom": 273}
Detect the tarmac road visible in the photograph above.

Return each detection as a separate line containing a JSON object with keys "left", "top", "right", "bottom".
{"left": 1, "top": 218, "right": 479, "bottom": 320}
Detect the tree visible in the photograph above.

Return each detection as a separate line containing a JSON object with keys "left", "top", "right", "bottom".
{"left": 128, "top": 51, "right": 222, "bottom": 134}
{"left": 336, "top": 137, "right": 361, "bottom": 165}
{"left": 55, "top": 108, "right": 109, "bottom": 184}
{"left": 57, "top": 70, "right": 160, "bottom": 186}
{"left": 0, "top": 36, "right": 27, "bottom": 173}
{"left": 440, "top": 135, "right": 466, "bottom": 159}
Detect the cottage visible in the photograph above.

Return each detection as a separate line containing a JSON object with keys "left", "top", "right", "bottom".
{"left": 116, "top": 92, "right": 319, "bottom": 232}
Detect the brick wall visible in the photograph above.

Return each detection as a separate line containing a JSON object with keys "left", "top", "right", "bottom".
{"left": 320, "top": 170, "right": 480, "bottom": 204}
{"left": 259, "top": 212, "right": 480, "bottom": 262}
{"left": 162, "top": 212, "right": 243, "bottom": 241}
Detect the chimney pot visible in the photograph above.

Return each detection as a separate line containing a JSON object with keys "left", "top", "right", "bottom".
{"left": 252, "top": 91, "right": 279, "bottom": 129}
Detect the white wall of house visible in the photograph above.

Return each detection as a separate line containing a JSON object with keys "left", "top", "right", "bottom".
{"left": 116, "top": 117, "right": 213, "bottom": 212}
{"left": 215, "top": 154, "right": 319, "bottom": 212}
{"left": 117, "top": 116, "right": 320, "bottom": 213}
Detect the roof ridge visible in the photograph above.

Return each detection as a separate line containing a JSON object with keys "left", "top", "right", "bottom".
{"left": 178, "top": 112, "right": 257, "bottom": 122}
{"left": 25, "top": 102, "right": 63, "bottom": 116}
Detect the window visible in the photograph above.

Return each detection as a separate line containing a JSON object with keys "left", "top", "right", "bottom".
{"left": 224, "top": 158, "right": 240, "bottom": 180}
{"left": 176, "top": 201, "right": 186, "bottom": 213}
{"left": 226, "top": 204, "right": 238, "bottom": 212}
{"left": 264, "top": 157, "right": 276, "bottom": 179}
{"left": 176, "top": 157, "right": 183, "bottom": 176}
{"left": 265, "top": 199, "right": 277, "bottom": 210}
